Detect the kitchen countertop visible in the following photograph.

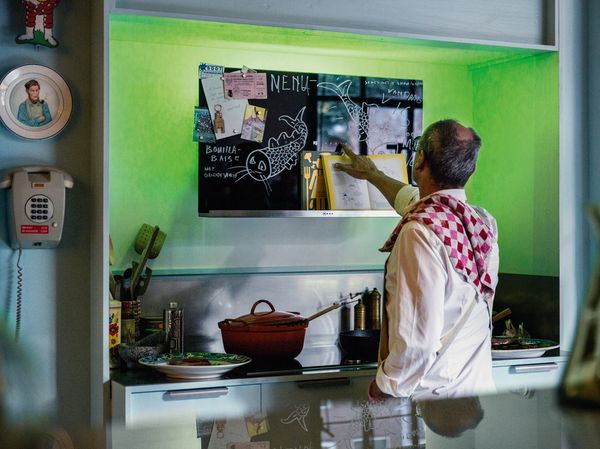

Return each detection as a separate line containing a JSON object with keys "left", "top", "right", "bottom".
{"left": 111, "top": 345, "right": 378, "bottom": 391}
{"left": 111, "top": 344, "right": 569, "bottom": 391}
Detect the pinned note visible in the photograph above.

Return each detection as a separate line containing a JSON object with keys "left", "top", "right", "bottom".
{"left": 240, "top": 104, "right": 267, "bottom": 143}
{"left": 201, "top": 75, "right": 247, "bottom": 140}
{"left": 224, "top": 72, "right": 267, "bottom": 99}
{"left": 193, "top": 107, "right": 216, "bottom": 143}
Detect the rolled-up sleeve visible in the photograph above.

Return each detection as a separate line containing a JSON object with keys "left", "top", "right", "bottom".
{"left": 394, "top": 185, "right": 419, "bottom": 215}
{"left": 376, "top": 222, "right": 447, "bottom": 397}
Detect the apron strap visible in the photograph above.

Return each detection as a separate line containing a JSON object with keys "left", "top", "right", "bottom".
{"left": 436, "top": 297, "right": 477, "bottom": 358}
{"left": 378, "top": 257, "right": 486, "bottom": 364}
{"left": 378, "top": 258, "right": 390, "bottom": 365}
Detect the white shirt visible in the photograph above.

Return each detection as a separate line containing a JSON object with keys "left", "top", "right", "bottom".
{"left": 376, "top": 186, "right": 499, "bottom": 400}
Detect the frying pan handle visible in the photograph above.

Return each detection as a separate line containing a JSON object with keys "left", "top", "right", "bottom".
{"left": 250, "top": 299, "right": 276, "bottom": 315}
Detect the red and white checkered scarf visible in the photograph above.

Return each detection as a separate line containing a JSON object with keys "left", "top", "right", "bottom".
{"left": 380, "top": 193, "right": 496, "bottom": 301}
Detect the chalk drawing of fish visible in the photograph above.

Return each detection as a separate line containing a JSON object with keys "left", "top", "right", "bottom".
{"left": 317, "top": 79, "right": 377, "bottom": 141}
{"left": 229, "top": 106, "right": 307, "bottom": 192}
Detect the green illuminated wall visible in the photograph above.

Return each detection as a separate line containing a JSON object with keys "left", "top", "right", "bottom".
{"left": 109, "top": 15, "right": 558, "bottom": 276}
{"left": 468, "top": 53, "right": 559, "bottom": 275}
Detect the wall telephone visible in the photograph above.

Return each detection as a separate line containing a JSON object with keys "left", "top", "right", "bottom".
{"left": 0, "top": 166, "right": 74, "bottom": 249}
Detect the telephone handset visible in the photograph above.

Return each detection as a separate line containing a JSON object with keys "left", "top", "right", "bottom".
{"left": 0, "top": 166, "right": 74, "bottom": 249}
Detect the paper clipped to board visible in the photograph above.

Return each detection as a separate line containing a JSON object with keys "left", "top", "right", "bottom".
{"left": 321, "top": 153, "right": 409, "bottom": 210}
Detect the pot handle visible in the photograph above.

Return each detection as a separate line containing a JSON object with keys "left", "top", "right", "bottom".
{"left": 250, "top": 299, "right": 276, "bottom": 315}
{"left": 305, "top": 302, "right": 342, "bottom": 322}
{"left": 220, "top": 318, "right": 250, "bottom": 327}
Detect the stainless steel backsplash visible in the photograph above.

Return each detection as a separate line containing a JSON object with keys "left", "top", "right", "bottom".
{"left": 137, "top": 270, "right": 384, "bottom": 353}
{"left": 137, "top": 271, "right": 560, "bottom": 353}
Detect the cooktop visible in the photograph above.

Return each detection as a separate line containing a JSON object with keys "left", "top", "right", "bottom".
{"left": 239, "top": 345, "right": 377, "bottom": 377}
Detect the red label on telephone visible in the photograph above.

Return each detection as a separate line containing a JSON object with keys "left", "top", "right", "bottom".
{"left": 21, "top": 225, "right": 49, "bottom": 234}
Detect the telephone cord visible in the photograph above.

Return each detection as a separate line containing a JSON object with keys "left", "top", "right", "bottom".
{"left": 16, "top": 247, "right": 23, "bottom": 340}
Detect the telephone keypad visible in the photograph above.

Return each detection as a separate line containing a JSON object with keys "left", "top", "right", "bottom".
{"left": 25, "top": 195, "right": 54, "bottom": 223}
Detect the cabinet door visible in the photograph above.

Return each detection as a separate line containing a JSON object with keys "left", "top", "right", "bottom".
{"left": 473, "top": 390, "right": 562, "bottom": 449}
{"left": 493, "top": 361, "right": 565, "bottom": 393}
{"left": 127, "top": 384, "right": 261, "bottom": 427}
{"left": 261, "top": 376, "right": 425, "bottom": 449}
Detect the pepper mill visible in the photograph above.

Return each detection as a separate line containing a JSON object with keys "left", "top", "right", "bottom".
{"left": 370, "top": 288, "right": 381, "bottom": 330}
{"left": 354, "top": 298, "right": 366, "bottom": 330}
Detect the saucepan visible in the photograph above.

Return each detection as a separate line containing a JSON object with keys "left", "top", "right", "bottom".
{"left": 218, "top": 298, "right": 354, "bottom": 359}
{"left": 338, "top": 329, "right": 381, "bottom": 362}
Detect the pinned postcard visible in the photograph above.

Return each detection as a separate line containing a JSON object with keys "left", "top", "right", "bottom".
{"left": 201, "top": 75, "right": 247, "bottom": 140}
{"left": 241, "top": 104, "right": 267, "bottom": 143}
{"left": 193, "top": 107, "right": 216, "bottom": 143}
{"left": 199, "top": 63, "right": 225, "bottom": 79}
{"left": 223, "top": 72, "right": 268, "bottom": 99}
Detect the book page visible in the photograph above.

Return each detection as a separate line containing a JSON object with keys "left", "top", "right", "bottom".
{"left": 367, "top": 154, "right": 409, "bottom": 209}
{"left": 321, "top": 154, "right": 371, "bottom": 210}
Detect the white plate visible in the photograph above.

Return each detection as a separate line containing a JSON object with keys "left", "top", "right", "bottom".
{"left": 0, "top": 65, "right": 72, "bottom": 140}
{"left": 491, "top": 338, "right": 559, "bottom": 360}
{"left": 139, "top": 352, "right": 251, "bottom": 380}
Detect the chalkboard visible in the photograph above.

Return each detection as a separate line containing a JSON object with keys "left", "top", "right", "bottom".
{"left": 197, "top": 64, "right": 423, "bottom": 214}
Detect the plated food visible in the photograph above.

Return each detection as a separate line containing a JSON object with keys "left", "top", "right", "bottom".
{"left": 139, "top": 352, "right": 251, "bottom": 379}
{"left": 491, "top": 337, "right": 559, "bottom": 359}
{"left": 168, "top": 355, "right": 211, "bottom": 366}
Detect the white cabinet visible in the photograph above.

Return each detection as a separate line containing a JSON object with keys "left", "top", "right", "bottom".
{"left": 261, "top": 376, "right": 425, "bottom": 449}
{"left": 111, "top": 380, "right": 261, "bottom": 428}
{"left": 492, "top": 355, "right": 567, "bottom": 393}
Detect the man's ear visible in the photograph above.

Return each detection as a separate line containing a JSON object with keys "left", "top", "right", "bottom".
{"left": 414, "top": 150, "right": 426, "bottom": 170}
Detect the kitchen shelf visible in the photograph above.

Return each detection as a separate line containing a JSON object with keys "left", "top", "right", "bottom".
{"left": 199, "top": 210, "right": 400, "bottom": 218}
{"left": 113, "top": 264, "right": 385, "bottom": 277}
{"left": 111, "top": 0, "right": 557, "bottom": 49}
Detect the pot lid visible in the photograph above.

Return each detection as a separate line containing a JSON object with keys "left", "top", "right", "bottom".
{"left": 225, "top": 299, "right": 306, "bottom": 326}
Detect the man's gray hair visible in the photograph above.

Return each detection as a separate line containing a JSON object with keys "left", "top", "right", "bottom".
{"left": 420, "top": 119, "right": 482, "bottom": 188}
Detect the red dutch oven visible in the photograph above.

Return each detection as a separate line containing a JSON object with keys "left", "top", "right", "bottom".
{"left": 218, "top": 299, "right": 340, "bottom": 359}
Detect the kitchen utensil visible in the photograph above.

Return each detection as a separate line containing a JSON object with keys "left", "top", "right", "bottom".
{"left": 338, "top": 329, "right": 380, "bottom": 362}
{"left": 109, "top": 235, "right": 115, "bottom": 265}
{"left": 121, "top": 268, "right": 133, "bottom": 300}
{"left": 130, "top": 226, "right": 160, "bottom": 298}
{"left": 218, "top": 300, "right": 308, "bottom": 359}
{"left": 113, "top": 274, "right": 123, "bottom": 301}
{"left": 132, "top": 266, "right": 153, "bottom": 298}
{"left": 109, "top": 272, "right": 117, "bottom": 300}
{"left": 354, "top": 299, "right": 366, "bottom": 330}
{"left": 492, "top": 307, "right": 512, "bottom": 323}
{"left": 109, "top": 235, "right": 117, "bottom": 299}
{"left": 218, "top": 298, "right": 358, "bottom": 359}
{"left": 134, "top": 223, "right": 166, "bottom": 259}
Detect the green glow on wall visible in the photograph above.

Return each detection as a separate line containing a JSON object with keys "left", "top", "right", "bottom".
{"left": 468, "top": 52, "right": 559, "bottom": 276}
{"left": 109, "top": 14, "right": 558, "bottom": 276}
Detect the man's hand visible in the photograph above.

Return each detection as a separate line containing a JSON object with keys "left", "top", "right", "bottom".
{"left": 333, "top": 143, "right": 413, "bottom": 209}
{"left": 367, "top": 379, "right": 390, "bottom": 402}
{"left": 334, "top": 144, "right": 379, "bottom": 181}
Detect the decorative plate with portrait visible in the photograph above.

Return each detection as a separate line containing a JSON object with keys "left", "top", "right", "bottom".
{"left": 0, "top": 64, "right": 72, "bottom": 140}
